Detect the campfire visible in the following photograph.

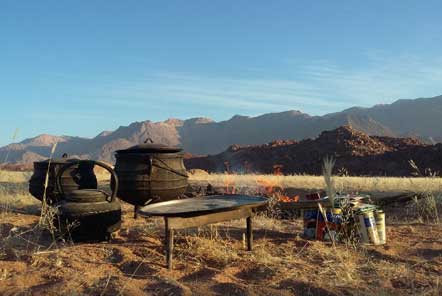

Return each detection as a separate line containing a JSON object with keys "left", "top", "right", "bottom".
{"left": 252, "top": 164, "right": 300, "bottom": 203}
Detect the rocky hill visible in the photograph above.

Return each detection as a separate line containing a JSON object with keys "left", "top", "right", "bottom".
{"left": 1, "top": 95, "right": 442, "bottom": 165}
{"left": 185, "top": 126, "right": 441, "bottom": 176}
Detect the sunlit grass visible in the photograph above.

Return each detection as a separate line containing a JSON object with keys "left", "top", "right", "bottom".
{"left": 189, "top": 173, "right": 442, "bottom": 194}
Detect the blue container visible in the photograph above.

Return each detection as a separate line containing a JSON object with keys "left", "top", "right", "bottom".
{"left": 304, "top": 209, "right": 318, "bottom": 220}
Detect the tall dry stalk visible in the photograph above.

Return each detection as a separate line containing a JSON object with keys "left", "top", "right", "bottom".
{"left": 1, "top": 129, "right": 21, "bottom": 241}
{"left": 39, "top": 142, "right": 59, "bottom": 238}
{"left": 3, "top": 128, "right": 19, "bottom": 164}
{"left": 323, "top": 155, "right": 336, "bottom": 207}
{"left": 318, "top": 157, "right": 353, "bottom": 281}
{"left": 1, "top": 128, "right": 20, "bottom": 215}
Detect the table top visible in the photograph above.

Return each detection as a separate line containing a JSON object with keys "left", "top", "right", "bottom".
{"left": 138, "top": 194, "right": 268, "bottom": 217}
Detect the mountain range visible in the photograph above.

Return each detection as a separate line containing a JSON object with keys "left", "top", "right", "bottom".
{"left": 1, "top": 94, "right": 441, "bottom": 165}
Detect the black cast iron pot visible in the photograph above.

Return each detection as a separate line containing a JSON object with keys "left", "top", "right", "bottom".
{"left": 113, "top": 138, "right": 188, "bottom": 207}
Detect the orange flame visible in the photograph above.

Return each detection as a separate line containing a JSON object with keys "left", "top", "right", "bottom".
{"left": 256, "top": 177, "right": 279, "bottom": 194}
{"left": 273, "top": 164, "right": 283, "bottom": 176}
{"left": 278, "top": 194, "right": 300, "bottom": 203}
{"left": 255, "top": 164, "right": 299, "bottom": 203}
{"left": 223, "top": 173, "right": 236, "bottom": 194}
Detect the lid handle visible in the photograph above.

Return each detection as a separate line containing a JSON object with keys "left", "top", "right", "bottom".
{"left": 144, "top": 138, "right": 154, "bottom": 144}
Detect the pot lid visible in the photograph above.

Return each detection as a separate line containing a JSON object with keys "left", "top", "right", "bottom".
{"left": 35, "top": 153, "right": 79, "bottom": 164}
{"left": 64, "top": 189, "right": 108, "bottom": 203}
{"left": 116, "top": 138, "right": 182, "bottom": 154}
{"left": 116, "top": 144, "right": 182, "bottom": 153}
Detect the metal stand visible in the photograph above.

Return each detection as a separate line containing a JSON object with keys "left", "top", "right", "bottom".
{"left": 134, "top": 205, "right": 139, "bottom": 219}
{"left": 163, "top": 208, "right": 254, "bottom": 269}
{"left": 246, "top": 216, "right": 253, "bottom": 251}
{"left": 164, "top": 218, "right": 174, "bottom": 269}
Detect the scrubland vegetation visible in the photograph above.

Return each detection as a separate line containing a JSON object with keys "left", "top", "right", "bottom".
{"left": 1, "top": 169, "right": 441, "bottom": 295}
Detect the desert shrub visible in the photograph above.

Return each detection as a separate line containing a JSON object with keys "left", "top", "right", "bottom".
{"left": 409, "top": 159, "right": 441, "bottom": 224}
{"left": 413, "top": 193, "right": 441, "bottom": 224}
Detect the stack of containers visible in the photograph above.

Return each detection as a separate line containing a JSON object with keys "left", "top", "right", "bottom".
{"left": 302, "top": 194, "right": 386, "bottom": 245}
{"left": 303, "top": 194, "right": 344, "bottom": 241}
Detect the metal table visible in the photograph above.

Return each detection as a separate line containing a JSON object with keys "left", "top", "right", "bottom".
{"left": 138, "top": 194, "right": 268, "bottom": 269}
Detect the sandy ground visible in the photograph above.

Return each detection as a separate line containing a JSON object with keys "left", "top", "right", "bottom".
{"left": 1, "top": 197, "right": 442, "bottom": 296}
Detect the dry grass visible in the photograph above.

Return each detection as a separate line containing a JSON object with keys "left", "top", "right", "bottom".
{"left": 0, "top": 182, "right": 39, "bottom": 212}
{"left": 1, "top": 165, "right": 442, "bottom": 295}
{"left": 1, "top": 188, "right": 442, "bottom": 295}
{"left": 3, "top": 169, "right": 442, "bottom": 194}
{"left": 189, "top": 173, "right": 442, "bottom": 194}
{"left": 0, "top": 170, "right": 32, "bottom": 183}
{"left": 0, "top": 168, "right": 112, "bottom": 184}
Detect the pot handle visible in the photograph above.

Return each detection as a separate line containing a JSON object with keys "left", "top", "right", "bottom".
{"left": 56, "top": 160, "right": 119, "bottom": 202}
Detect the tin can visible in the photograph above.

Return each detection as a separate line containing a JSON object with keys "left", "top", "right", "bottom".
{"left": 303, "top": 209, "right": 318, "bottom": 239}
{"left": 362, "top": 210, "right": 380, "bottom": 245}
{"left": 375, "top": 210, "right": 386, "bottom": 244}
{"left": 303, "top": 193, "right": 321, "bottom": 239}
{"left": 330, "top": 208, "right": 342, "bottom": 231}
{"left": 358, "top": 214, "right": 370, "bottom": 243}
{"left": 304, "top": 209, "right": 319, "bottom": 220}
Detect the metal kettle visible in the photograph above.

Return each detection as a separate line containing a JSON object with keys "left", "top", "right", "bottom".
{"left": 56, "top": 160, "right": 121, "bottom": 241}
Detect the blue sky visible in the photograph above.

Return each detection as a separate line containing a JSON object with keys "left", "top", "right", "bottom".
{"left": 1, "top": 1, "right": 442, "bottom": 146}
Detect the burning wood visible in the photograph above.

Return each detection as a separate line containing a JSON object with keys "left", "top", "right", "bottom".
{"left": 255, "top": 166, "right": 299, "bottom": 203}
{"left": 278, "top": 194, "right": 300, "bottom": 203}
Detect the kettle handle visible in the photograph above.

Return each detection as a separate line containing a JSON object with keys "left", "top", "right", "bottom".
{"left": 56, "top": 160, "right": 119, "bottom": 202}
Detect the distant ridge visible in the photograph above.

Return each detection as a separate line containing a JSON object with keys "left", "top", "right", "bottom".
{"left": 185, "top": 125, "right": 437, "bottom": 176}
{"left": 1, "top": 95, "right": 442, "bottom": 165}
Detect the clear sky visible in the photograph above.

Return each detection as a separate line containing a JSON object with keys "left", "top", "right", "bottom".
{"left": 1, "top": 1, "right": 442, "bottom": 146}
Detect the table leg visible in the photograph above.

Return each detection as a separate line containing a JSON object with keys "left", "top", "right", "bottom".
{"left": 134, "top": 205, "right": 139, "bottom": 219}
{"left": 165, "top": 217, "right": 174, "bottom": 269}
{"left": 246, "top": 216, "right": 253, "bottom": 251}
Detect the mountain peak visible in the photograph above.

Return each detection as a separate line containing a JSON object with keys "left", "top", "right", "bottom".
{"left": 97, "top": 131, "right": 113, "bottom": 137}
{"left": 318, "top": 125, "right": 363, "bottom": 140}
{"left": 288, "top": 110, "right": 307, "bottom": 116}
{"left": 21, "top": 134, "right": 67, "bottom": 146}
{"left": 184, "top": 117, "right": 214, "bottom": 125}
{"left": 163, "top": 118, "right": 184, "bottom": 126}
